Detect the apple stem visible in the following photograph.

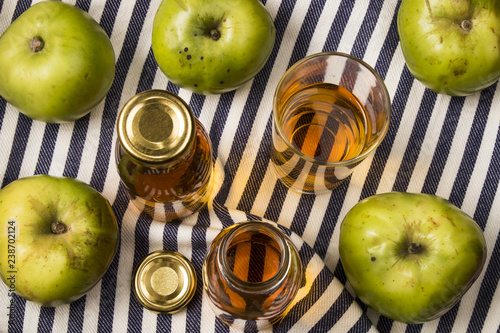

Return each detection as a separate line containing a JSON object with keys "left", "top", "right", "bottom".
{"left": 408, "top": 242, "right": 422, "bottom": 255}
{"left": 460, "top": 20, "right": 472, "bottom": 32}
{"left": 51, "top": 221, "right": 67, "bottom": 234}
{"left": 210, "top": 29, "right": 221, "bottom": 41}
{"left": 30, "top": 36, "right": 45, "bottom": 53}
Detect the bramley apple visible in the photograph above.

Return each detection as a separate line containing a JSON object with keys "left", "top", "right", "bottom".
{"left": 152, "top": 0, "right": 276, "bottom": 95}
{"left": 339, "top": 192, "right": 487, "bottom": 323}
{"left": 0, "top": 175, "right": 119, "bottom": 307}
{"left": 0, "top": 1, "right": 115, "bottom": 123}
{"left": 397, "top": 0, "right": 500, "bottom": 96}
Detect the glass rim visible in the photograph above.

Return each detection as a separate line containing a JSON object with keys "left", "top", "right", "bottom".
{"left": 272, "top": 51, "right": 392, "bottom": 167}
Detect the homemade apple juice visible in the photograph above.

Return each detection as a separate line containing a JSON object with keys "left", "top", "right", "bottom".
{"left": 116, "top": 119, "right": 213, "bottom": 221}
{"left": 277, "top": 82, "right": 370, "bottom": 163}
{"left": 203, "top": 222, "right": 303, "bottom": 329}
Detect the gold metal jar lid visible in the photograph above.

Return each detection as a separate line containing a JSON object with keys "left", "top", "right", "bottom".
{"left": 117, "top": 90, "right": 196, "bottom": 165}
{"left": 133, "top": 250, "right": 197, "bottom": 314}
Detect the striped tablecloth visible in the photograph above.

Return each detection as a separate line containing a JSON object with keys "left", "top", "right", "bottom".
{"left": 1, "top": 0, "right": 499, "bottom": 332}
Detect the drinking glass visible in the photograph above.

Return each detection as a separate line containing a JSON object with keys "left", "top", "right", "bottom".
{"left": 271, "top": 52, "right": 391, "bottom": 194}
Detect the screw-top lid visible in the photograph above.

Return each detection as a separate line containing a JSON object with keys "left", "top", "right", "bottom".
{"left": 133, "top": 250, "right": 197, "bottom": 314}
{"left": 117, "top": 90, "right": 195, "bottom": 165}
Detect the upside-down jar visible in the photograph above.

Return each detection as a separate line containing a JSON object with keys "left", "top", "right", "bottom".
{"left": 203, "top": 221, "right": 303, "bottom": 330}
{"left": 115, "top": 89, "right": 214, "bottom": 222}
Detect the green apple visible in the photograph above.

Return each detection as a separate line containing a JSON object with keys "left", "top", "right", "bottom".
{"left": 152, "top": 0, "right": 275, "bottom": 95}
{"left": 397, "top": 0, "right": 500, "bottom": 96}
{"left": 339, "top": 192, "right": 487, "bottom": 324}
{"left": 0, "top": 0, "right": 115, "bottom": 123}
{"left": 0, "top": 175, "right": 119, "bottom": 307}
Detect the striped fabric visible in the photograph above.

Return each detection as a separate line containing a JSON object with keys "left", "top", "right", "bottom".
{"left": 0, "top": 0, "right": 499, "bottom": 332}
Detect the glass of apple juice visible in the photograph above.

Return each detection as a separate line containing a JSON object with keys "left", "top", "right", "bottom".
{"left": 271, "top": 52, "right": 391, "bottom": 194}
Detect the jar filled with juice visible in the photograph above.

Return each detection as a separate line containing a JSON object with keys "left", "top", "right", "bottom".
{"left": 116, "top": 89, "right": 214, "bottom": 222}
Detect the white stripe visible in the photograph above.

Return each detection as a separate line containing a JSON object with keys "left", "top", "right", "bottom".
{"left": 81, "top": 281, "right": 103, "bottom": 333}
{"left": 48, "top": 123, "right": 76, "bottom": 177}
{"left": 377, "top": 78, "right": 426, "bottom": 193}
{"left": 436, "top": 93, "right": 481, "bottom": 199}
{"left": 18, "top": 120, "right": 47, "bottom": 177}
{"left": 337, "top": 0, "right": 370, "bottom": 54}
{"left": 406, "top": 95, "right": 452, "bottom": 193}
{"left": 112, "top": 207, "right": 138, "bottom": 332}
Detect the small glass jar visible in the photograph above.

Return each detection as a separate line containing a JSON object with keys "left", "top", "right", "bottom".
{"left": 203, "top": 221, "right": 303, "bottom": 330}
{"left": 115, "top": 89, "right": 214, "bottom": 222}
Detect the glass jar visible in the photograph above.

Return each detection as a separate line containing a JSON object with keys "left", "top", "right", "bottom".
{"left": 115, "top": 89, "right": 214, "bottom": 222}
{"left": 203, "top": 221, "right": 303, "bottom": 330}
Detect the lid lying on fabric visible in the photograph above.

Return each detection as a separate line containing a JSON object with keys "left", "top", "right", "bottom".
{"left": 133, "top": 250, "right": 197, "bottom": 314}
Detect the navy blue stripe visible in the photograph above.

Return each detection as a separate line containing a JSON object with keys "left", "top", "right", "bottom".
{"left": 213, "top": 0, "right": 296, "bottom": 206}
{"left": 307, "top": 289, "right": 357, "bottom": 332}
{"left": 469, "top": 230, "right": 500, "bottom": 332}
{"left": 1, "top": 0, "right": 33, "bottom": 188}
{"left": 449, "top": 84, "right": 497, "bottom": 208}
{"left": 0, "top": 97, "right": 5, "bottom": 131}
{"left": 75, "top": 0, "right": 91, "bottom": 12}
{"left": 289, "top": 194, "right": 316, "bottom": 238}
{"left": 236, "top": 115, "right": 273, "bottom": 212}
{"left": 97, "top": 183, "right": 128, "bottom": 333}
{"left": 1, "top": 116, "right": 32, "bottom": 187}
{"left": 154, "top": 218, "right": 181, "bottom": 332}
{"left": 126, "top": 212, "right": 153, "bottom": 333}
{"left": 137, "top": 48, "right": 158, "bottom": 93}
{"left": 215, "top": 318, "right": 230, "bottom": 333}
{"left": 212, "top": 201, "right": 236, "bottom": 229}
{"left": 162, "top": 220, "right": 180, "bottom": 252}
{"left": 466, "top": 125, "right": 500, "bottom": 331}
{"left": 360, "top": 4, "right": 411, "bottom": 197}
{"left": 63, "top": 116, "right": 90, "bottom": 178}
{"left": 347, "top": 315, "right": 373, "bottom": 333}
{"left": 99, "top": 0, "right": 120, "bottom": 38}
{"left": 392, "top": 90, "right": 437, "bottom": 192}
{"left": 473, "top": 121, "right": 500, "bottom": 230}
{"left": 186, "top": 208, "right": 211, "bottom": 333}
{"left": 313, "top": 180, "right": 350, "bottom": 259}
{"left": 189, "top": 93, "right": 206, "bottom": 119}
{"left": 374, "top": 2, "right": 401, "bottom": 80}
{"left": 288, "top": 0, "right": 326, "bottom": 67}
{"left": 323, "top": 0, "right": 355, "bottom": 52}
{"left": 90, "top": 0, "right": 152, "bottom": 193}
{"left": 8, "top": 295, "right": 25, "bottom": 333}
{"left": 272, "top": 245, "right": 319, "bottom": 331}
{"left": 350, "top": 0, "right": 384, "bottom": 60}
{"left": 156, "top": 314, "right": 172, "bottom": 333}
{"left": 263, "top": 181, "right": 289, "bottom": 221}
{"left": 11, "top": 0, "right": 29, "bottom": 21}
{"left": 238, "top": 0, "right": 325, "bottom": 215}
{"left": 406, "top": 323, "right": 424, "bottom": 333}
{"left": 376, "top": 315, "right": 394, "bottom": 332}
{"left": 361, "top": 67, "right": 414, "bottom": 199}
{"left": 245, "top": 212, "right": 263, "bottom": 222}
{"left": 34, "top": 124, "right": 59, "bottom": 175}
{"left": 68, "top": 297, "right": 85, "bottom": 333}
{"left": 436, "top": 303, "right": 459, "bottom": 332}
{"left": 422, "top": 97, "right": 466, "bottom": 195}
{"left": 208, "top": 92, "right": 236, "bottom": 159}
{"left": 36, "top": 307, "right": 55, "bottom": 333}
{"left": 166, "top": 81, "right": 180, "bottom": 95}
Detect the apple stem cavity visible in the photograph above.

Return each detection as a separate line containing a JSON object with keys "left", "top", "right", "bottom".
{"left": 51, "top": 221, "right": 67, "bottom": 234}
{"left": 30, "top": 36, "right": 45, "bottom": 53}
{"left": 408, "top": 242, "right": 422, "bottom": 255}
{"left": 210, "top": 29, "right": 221, "bottom": 41}
{"left": 460, "top": 20, "right": 472, "bottom": 32}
